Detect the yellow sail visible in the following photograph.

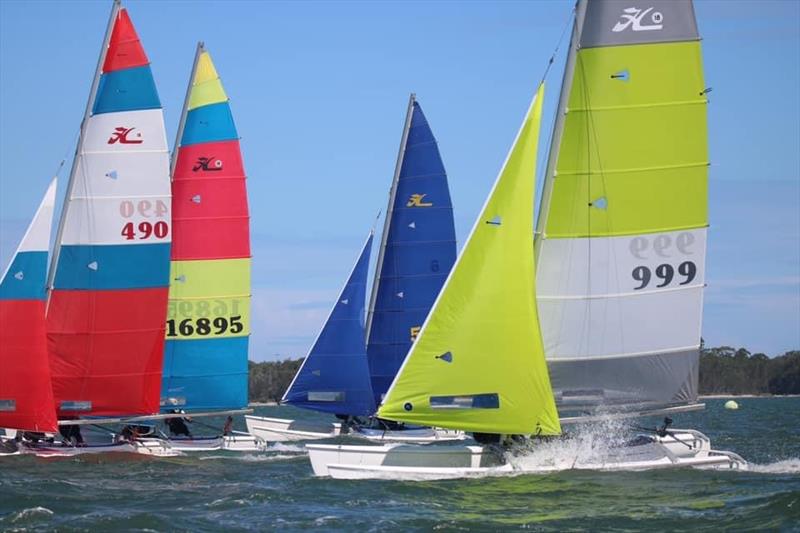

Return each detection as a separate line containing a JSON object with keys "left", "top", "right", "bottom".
{"left": 378, "top": 84, "right": 561, "bottom": 435}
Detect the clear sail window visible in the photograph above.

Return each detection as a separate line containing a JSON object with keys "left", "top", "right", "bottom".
{"left": 0, "top": 399, "right": 16, "bottom": 412}
{"left": 430, "top": 393, "right": 499, "bottom": 409}
{"left": 59, "top": 401, "right": 92, "bottom": 411}
{"left": 308, "top": 392, "right": 345, "bottom": 402}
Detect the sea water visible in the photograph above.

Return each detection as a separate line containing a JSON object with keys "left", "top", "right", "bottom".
{"left": 1, "top": 398, "right": 798, "bottom": 531}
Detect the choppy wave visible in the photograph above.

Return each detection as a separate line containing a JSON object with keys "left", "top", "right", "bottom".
{"left": 8, "top": 507, "right": 54, "bottom": 523}
{"left": 268, "top": 443, "right": 307, "bottom": 454}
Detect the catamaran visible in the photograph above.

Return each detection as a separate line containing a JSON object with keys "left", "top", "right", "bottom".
{"left": 245, "top": 95, "right": 463, "bottom": 444}
{"left": 306, "top": 0, "right": 747, "bottom": 479}
{"left": 10, "top": 0, "right": 178, "bottom": 457}
{"left": 153, "top": 42, "right": 262, "bottom": 452}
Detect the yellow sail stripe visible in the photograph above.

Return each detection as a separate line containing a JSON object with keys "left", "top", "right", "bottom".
{"left": 546, "top": 41, "right": 708, "bottom": 238}
{"left": 167, "top": 258, "right": 250, "bottom": 339}
{"left": 378, "top": 84, "right": 561, "bottom": 436}
{"left": 188, "top": 51, "right": 228, "bottom": 111}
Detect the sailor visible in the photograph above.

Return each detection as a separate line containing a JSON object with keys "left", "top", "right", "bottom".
{"left": 222, "top": 416, "right": 234, "bottom": 436}
{"left": 165, "top": 410, "right": 192, "bottom": 437}
{"left": 59, "top": 422, "right": 84, "bottom": 446}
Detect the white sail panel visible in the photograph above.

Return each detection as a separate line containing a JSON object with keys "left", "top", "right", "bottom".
{"left": 538, "top": 286, "right": 703, "bottom": 359}
{"left": 17, "top": 179, "right": 57, "bottom": 253}
{"left": 537, "top": 228, "right": 706, "bottom": 299}
{"left": 60, "top": 195, "right": 171, "bottom": 246}
{"left": 82, "top": 109, "right": 168, "bottom": 153}
{"left": 71, "top": 152, "right": 170, "bottom": 198}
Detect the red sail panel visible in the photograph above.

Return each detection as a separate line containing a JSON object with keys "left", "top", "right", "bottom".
{"left": 47, "top": 288, "right": 168, "bottom": 416}
{"left": 171, "top": 140, "right": 250, "bottom": 260}
{"left": 102, "top": 8, "right": 148, "bottom": 73}
{"left": 0, "top": 301, "right": 57, "bottom": 432}
{"left": 173, "top": 140, "right": 245, "bottom": 180}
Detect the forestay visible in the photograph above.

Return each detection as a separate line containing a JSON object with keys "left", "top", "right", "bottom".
{"left": 379, "top": 85, "right": 560, "bottom": 436}
{"left": 283, "top": 233, "right": 376, "bottom": 416}
{"left": 366, "top": 96, "right": 457, "bottom": 406}
{"left": 47, "top": 4, "right": 172, "bottom": 416}
{"left": 161, "top": 46, "right": 251, "bottom": 410}
{"left": 0, "top": 180, "right": 58, "bottom": 432}
{"left": 535, "top": 0, "right": 707, "bottom": 411}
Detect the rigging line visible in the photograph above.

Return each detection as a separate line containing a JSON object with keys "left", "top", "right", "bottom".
{"left": 538, "top": 4, "right": 576, "bottom": 87}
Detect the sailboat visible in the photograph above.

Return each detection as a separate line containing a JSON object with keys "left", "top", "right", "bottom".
{"left": 0, "top": 179, "right": 59, "bottom": 454}
{"left": 156, "top": 43, "right": 260, "bottom": 452}
{"left": 17, "top": 0, "right": 176, "bottom": 457}
{"left": 307, "top": 0, "right": 747, "bottom": 479}
{"left": 245, "top": 95, "right": 463, "bottom": 443}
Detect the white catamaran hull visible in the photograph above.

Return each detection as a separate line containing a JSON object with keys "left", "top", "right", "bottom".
{"left": 308, "top": 430, "right": 747, "bottom": 480}
{"left": 245, "top": 415, "right": 464, "bottom": 444}
{"left": 153, "top": 433, "right": 265, "bottom": 452}
{"left": 20, "top": 440, "right": 177, "bottom": 458}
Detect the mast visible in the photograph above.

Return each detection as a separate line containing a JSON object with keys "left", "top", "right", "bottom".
{"left": 170, "top": 41, "right": 204, "bottom": 178}
{"left": 46, "top": 0, "right": 122, "bottom": 307}
{"left": 364, "top": 93, "right": 415, "bottom": 342}
{"left": 533, "top": 0, "right": 587, "bottom": 259}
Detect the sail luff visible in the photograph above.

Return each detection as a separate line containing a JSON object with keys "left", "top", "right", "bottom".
{"left": 534, "top": 0, "right": 586, "bottom": 257}
{"left": 169, "top": 42, "right": 204, "bottom": 179}
{"left": 46, "top": 0, "right": 122, "bottom": 304}
{"left": 364, "top": 93, "right": 415, "bottom": 344}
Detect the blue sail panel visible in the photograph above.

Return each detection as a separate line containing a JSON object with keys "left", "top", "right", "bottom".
{"left": 161, "top": 337, "right": 249, "bottom": 410}
{"left": 367, "top": 100, "right": 457, "bottom": 405}
{"left": 283, "top": 234, "right": 375, "bottom": 416}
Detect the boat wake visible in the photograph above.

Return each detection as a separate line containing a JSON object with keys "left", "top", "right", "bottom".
{"left": 270, "top": 443, "right": 307, "bottom": 454}
{"left": 507, "top": 419, "right": 631, "bottom": 473}
{"left": 747, "top": 458, "right": 800, "bottom": 474}
{"left": 199, "top": 453, "right": 303, "bottom": 463}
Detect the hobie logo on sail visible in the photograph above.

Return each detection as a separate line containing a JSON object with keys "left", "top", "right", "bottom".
{"left": 107, "top": 127, "right": 143, "bottom": 144}
{"left": 612, "top": 7, "right": 663, "bottom": 32}
{"left": 192, "top": 156, "right": 223, "bottom": 172}
{"left": 407, "top": 193, "right": 433, "bottom": 207}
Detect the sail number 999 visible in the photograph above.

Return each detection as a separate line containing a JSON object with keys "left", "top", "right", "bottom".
{"left": 166, "top": 316, "right": 244, "bottom": 337}
{"left": 632, "top": 261, "right": 696, "bottom": 290}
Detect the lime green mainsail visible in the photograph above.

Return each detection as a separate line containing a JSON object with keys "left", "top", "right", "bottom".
{"left": 378, "top": 84, "right": 561, "bottom": 436}
{"left": 535, "top": 0, "right": 708, "bottom": 411}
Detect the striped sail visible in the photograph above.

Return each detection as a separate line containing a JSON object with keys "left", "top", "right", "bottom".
{"left": 366, "top": 96, "right": 457, "bottom": 406}
{"left": 47, "top": 4, "right": 171, "bottom": 416}
{"left": 161, "top": 46, "right": 250, "bottom": 410}
{"left": 379, "top": 85, "right": 560, "bottom": 435}
{"left": 535, "top": 0, "right": 706, "bottom": 411}
{"left": 283, "top": 233, "right": 375, "bottom": 416}
{"left": 0, "top": 179, "right": 58, "bottom": 432}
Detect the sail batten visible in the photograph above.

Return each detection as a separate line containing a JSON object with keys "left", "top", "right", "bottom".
{"left": 536, "top": 0, "right": 707, "bottom": 411}
{"left": 161, "top": 46, "right": 250, "bottom": 411}
{"left": 47, "top": 3, "right": 172, "bottom": 417}
{"left": 379, "top": 85, "right": 560, "bottom": 436}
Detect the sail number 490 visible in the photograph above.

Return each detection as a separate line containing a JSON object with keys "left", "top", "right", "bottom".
{"left": 166, "top": 316, "right": 244, "bottom": 337}
{"left": 119, "top": 200, "right": 169, "bottom": 241}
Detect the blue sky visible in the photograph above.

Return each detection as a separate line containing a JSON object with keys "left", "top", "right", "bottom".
{"left": 1, "top": 1, "right": 797, "bottom": 360}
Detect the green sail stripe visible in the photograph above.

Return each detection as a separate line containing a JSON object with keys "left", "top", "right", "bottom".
{"left": 545, "top": 41, "right": 707, "bottom": 239}
{"left": 378, "top": 84, "right": 561, "bottom": 436}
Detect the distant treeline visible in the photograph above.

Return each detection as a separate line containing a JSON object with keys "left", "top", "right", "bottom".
{"left": 248, "top": 345, "right": 800, "bottom": 402}
{"left": 699, "top": 345, "right": 799, "bottom": 395}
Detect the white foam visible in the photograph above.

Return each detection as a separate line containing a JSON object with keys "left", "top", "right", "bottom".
{"left": 270, "top": 443, "right": 307, "bottom": 454}
{"left": 748, "top": 458, "right": 800, "bottom": 474}
{"left": 10, "top": 507, "right": 54, "bottom": 523}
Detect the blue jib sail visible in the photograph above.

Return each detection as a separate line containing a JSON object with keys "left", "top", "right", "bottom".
{"left": 366, "top": 99, "right": 457, "bottom": 406}
{"left": 282, "top": 233, "right": 376, "bottom": 416}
